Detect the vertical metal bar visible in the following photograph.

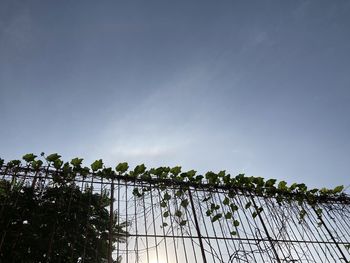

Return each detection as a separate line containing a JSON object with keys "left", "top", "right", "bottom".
{"left": 255, "top": 197, "right": 290, "bottom": 261}
{"left": 116, "top": 179, "right": 120, "bottom": 263}
{"left": 204, "top": 193, "right": 224, "bottom": 263}
{"left": 188, "top": 188, "right": 208, "bottom": 263}
{"left": 167, "top": 190, "right": 180, "bottom": 263}
{"left": 322, "top": 204, "right": 350, "bottom": 244}
{"left": 250, "top": 196, "right": 281, "bottom": 263}
{"left": 108, "top": 179, "right": 114, "bottom": 263}
{"left": 290, "top": 203, "right": 324, "bottom": 262}
{"left": 194, "top": 190, "right": 216, "bottom": 263}
{"left": 265, "top": 200, "right": 303, "bottom": 262}
{"left": 141, "top": 181, "right": 150, "bottom": 263}
{"left": 312, "top": 205, "right": 349, "bottom": 262}
{"left": 182, "top": 193, "right": 199, "bottom": 263}
{"left": 215, "top": 192, "right": 242, "bottom": 263}
{"left": 157, "top": 188, "right": 170, "bottom": 263}
{"left": 305, "top": 203, "right": 335, "bottom": 262}
{"left": 134, "top": 180, "right": 139, "bottom": 262}
{"left": 312, "top": 204, "right": 341, "bottom": 261}
{"left": 125, "top": 181, "right": 129, "bottom": 263}
{"left": 173, "top": 192, "right": 189, "bottom": 263}
{"left": 149, "top": 183, "right": 160, "bottom": 263}
{"left": 82, "top": 174, "right": 95, "bottom": 263}
{"left": 235, "top": 194, "right": 266, "bottom": 262}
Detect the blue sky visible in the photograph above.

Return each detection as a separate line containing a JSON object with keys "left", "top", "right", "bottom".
{"left": 1, "top": 0, "right": 349, "bottom": 189}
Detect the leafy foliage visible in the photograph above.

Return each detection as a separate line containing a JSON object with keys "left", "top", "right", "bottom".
{"left": 0, "top": 153, "right": 347, "bottom": 244}
{"left": 0, "top": 153, "right": 129, "bottom": 263}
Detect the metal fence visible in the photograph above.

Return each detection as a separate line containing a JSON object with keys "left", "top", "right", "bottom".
{"left": 1, "top": 165, "right": 350, "bottom": 263}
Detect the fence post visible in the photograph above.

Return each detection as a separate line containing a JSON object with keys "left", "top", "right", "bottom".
{"left": 188, "top": 188, "right": 208, "bottom": 263}
{"left": 108, "top": 179, "right": 114, "bottom": 263}
{"left": 312, "top": 205, "right": 349, "bottom": 262}
{"left": 250, "top": 196, "right": 281, "bottom": 263}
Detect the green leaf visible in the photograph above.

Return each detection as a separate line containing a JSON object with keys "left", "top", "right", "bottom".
{"left": 205, "top": 171, "right": 215, "bottom": 180}
{"left": 211, "top": 214, "right": 222, "bottom": 222}
{"left": 206, "top": 210, "right": 212, "bottom": 216}
{"left": 278, "top": 181, "right": 287, "bottom": 190}
{"left": 175, "top": 210, "right": 182, "bottom": 217}
{"left": 174, "top": 175, "right": 184, "bottom": 182}
{"left": 46, "top": 153, "right": 61, "bottom": 163}
{"left": 180, "top": 220, "right": 187, "bottom": 226}
{"left": 91, "top": 159, "right": 103, "bottom": 171}
{"left": 163, "top": 192, "right": 171, "bottom": 201}
{"left": 162, "top": 222, "right": 168, "bottom": 227}
{"left": 160, "top": 201, "right": 167, "bottom": 208}
{"left": 132, "top": 188, "right": 142, "bottom": 197}
{"left": 134, "top": 164, "right": 146, "bottom": 175}
{"left": 175, "top": 190, "right": 183, "bottom": 197}
{"left": 225, "top": 212, "right": 232, "bottom": 219}
{"left": 245, "top": 202, "right": 252, "bottom": 209}
{"left": 22, "top": 153, "right": 37, "bottom": 163}
{"left": 206, "top": 171, "right": 218, "bottom": 184}
{"left": 218, "top": 170, "right": 226, "bottom": 177}
{"left": 140, "top": 172, "right": 151, "bottom": 180}
{"left": 211, "top": 203, "right": 220, "bottom": 210}
{"left": 253, "top": 177, "right": 264, "bottom": 187}
{"left": 102, "top": 167, "right": 116, "bottom": 180}
{"left": 233, "top": 220, "right": 240, "bottom": 227}
{"left": 170, "top": 166, "right": 181, "bottom": 176}
{"left": 228, "top": 191, "right": 235, "bottom": 198}
{"left": 290, "top": 183, "right": 297, "bottom": 191}
{"left": 32, "top": 160, "right": 43, "bottom": 170}
{"left": 180, "top": 199, "right": 189, "bottom": 208}
{"left": 252, "top": 211, "right": 258, "bottom": 218}
{"left": 195, "top": 175, "right": 204, "bottom": 182}
{"left": 223, "top": 174, "right": 231, "bottom": 184}
{"left": 223, "top": 197, "right": 230, "bottom": 205}
{"left": 265, "top": 179, "right": 276, "bottom": 187}
{"left": 230, "top": 231, "right": 237, "bottom": 236}
{"left": 333, "top": 185, "right": 344, "bottom": 194}
{"left": 230, "top": 204, "right": 238, "bottom": 211}
{"left": 116, "top": 162, "right": 129, "bottom": 173}
{"left": 70, "top": 157, "right": 83, "bottom": 167}
{"left": 297, "top": 183, "right": 307, "bottom": 192}
{"left": 163, "top": 211, "right": 170, "bottom": 218}
{"left": 235, "top": 174, "right": 245, "bottom": 181}
{"left": 8, "top": 160, "right": 21, "bottom": 167}
{"left": 53, "top": 159, "right": 63, "bottom": 169}
{"left": 309, "top": 188, "right": 319, "bottom": 194}
{"left": 187, "top": 170, "right": 196, "bottom": 178}
{"left": 299, "top": 209, "right": 306, "bottom": 220}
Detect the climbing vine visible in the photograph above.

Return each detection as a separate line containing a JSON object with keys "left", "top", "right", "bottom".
{"left": 0, "top": 153, "right": 347, "bottom": 240}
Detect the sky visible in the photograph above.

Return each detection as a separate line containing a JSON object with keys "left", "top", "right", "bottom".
{"left": 0, "top": 0, "right": 349, "bottom": 190}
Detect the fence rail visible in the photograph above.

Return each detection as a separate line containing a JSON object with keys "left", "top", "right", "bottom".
{"left": 1, "top": 165, "right": 350, "bottom": 263}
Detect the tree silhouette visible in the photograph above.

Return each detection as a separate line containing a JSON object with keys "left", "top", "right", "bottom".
{"left": 0, "top": 179, "right": 128, "bottom": 263}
